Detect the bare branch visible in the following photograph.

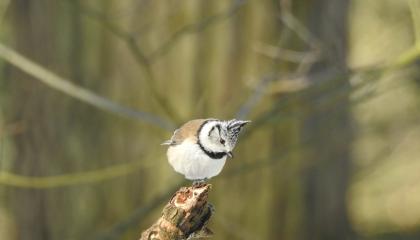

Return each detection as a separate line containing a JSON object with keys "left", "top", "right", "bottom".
{"left": 149, "top": 0, "right": 247, "bottom": 61}
{"left": 0, "top": 42, "right": 175, "bottom": 131}
{"left": 279, "top": 10, "right": 322, "bottom": 50}
{"left": 254, "top": 43, "right": 319, "bottom": 63}
{"left": 235, "top": 75, "right": 274, "bottom": 119}
{"left": 0, "top": 159, "right": 156, "bottom": 188}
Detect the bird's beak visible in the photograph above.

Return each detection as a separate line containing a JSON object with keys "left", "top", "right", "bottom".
{"left": 227, "top": 151, "right": 233, "bottom": 158}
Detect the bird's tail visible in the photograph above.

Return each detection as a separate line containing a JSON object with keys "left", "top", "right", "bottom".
{"left": 161, "top": 140, "right": 173, "bottom": 146}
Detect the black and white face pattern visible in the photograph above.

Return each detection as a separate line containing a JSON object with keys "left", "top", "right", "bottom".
{"left": 198, "top": 119, "right": 250, "bottom": 159}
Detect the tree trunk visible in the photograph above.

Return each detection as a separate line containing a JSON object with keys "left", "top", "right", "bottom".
{"left": 8, "top": 1, "right": 59, "bottom": 239}
{"left": 301, "top": 1, "right": 354, "bottom": 239}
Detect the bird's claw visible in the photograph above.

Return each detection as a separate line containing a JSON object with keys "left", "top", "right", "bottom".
{"left": 192, "top": 178, "right": 208, "bottom": 187}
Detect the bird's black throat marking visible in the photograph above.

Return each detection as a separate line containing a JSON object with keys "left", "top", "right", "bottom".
{"left": 197, "top": 120, "right": 227, "bottom": 160}
{"left": 197, "top": 141, "right": 227, "bottom": 159}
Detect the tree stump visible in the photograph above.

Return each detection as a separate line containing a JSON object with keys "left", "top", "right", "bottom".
{"left": 139, "top": 183, "right": 213, "bottom": 240}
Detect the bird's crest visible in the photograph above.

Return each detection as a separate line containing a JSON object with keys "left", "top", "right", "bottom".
{"left": 226, "top": 119, "right": 250, "bottom": 146}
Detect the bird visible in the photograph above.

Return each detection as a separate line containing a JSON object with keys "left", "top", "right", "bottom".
{"left": 162, "top": 118, "right": 250, "bottom": 183}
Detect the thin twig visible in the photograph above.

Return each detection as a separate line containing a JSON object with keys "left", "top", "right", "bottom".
{"left": 0, "top": 159, "right": 156, "bottom": 188}
{"left": 148, "top": 0, "right": 248, "bottom": 61}
{"left": 279, "top": 10, "right": 322, "bottom": 50}
{"left": 389, "top": 44, "right": 420, "bottom": 69}
{"left": 0, "top": 42, "right": 175, "bottom": 131}
{"left": 235, "top": 75, "right": 274, "bottom": 119}
{"left": 254, "top": 43, "right": 319, "bottom": 63}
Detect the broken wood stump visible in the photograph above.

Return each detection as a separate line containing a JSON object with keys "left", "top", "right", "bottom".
{"left": 139, "top": 183, "right": 213, "bottom": 240}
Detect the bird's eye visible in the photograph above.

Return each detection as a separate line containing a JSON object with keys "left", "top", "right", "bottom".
{"left": 220, "top": 139, "right": 225, "bottom": 145}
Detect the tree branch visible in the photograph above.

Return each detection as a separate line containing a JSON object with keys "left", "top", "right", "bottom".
{"left": 0, "top": 42, "right": 175, "bottom": 131}
{"left": 235, "top": 74, "right": 274, "bottom": 119}
{"left": 149, "top": 0, "right": 247, "bottom": 61}
{"left": 0, "top": 159, "right": 154, "bottom": 188}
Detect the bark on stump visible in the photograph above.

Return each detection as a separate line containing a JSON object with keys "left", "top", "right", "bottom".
{"left": 140, "top": 183, "right": 213, "bottom": 240}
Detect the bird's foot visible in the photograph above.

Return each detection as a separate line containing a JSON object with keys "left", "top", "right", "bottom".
{"left": 192, "top": 178, "right": 208, "bottom": 187}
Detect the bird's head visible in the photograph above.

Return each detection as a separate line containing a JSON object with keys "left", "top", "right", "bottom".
{"left": 198, "top": 119, "right": 250, "bottom": 157}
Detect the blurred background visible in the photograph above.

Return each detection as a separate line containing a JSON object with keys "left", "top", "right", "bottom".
{"left": 0, "top": 0, "right": 420, "bottom": 239}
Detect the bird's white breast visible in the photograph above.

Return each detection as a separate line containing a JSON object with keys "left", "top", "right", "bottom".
{"left": 167, "top": 139, "right": 227, "bottom": 180}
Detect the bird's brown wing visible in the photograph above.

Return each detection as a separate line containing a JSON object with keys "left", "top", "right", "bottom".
{"left": 162, "top": 119, "right": 206, "bottom": 146}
